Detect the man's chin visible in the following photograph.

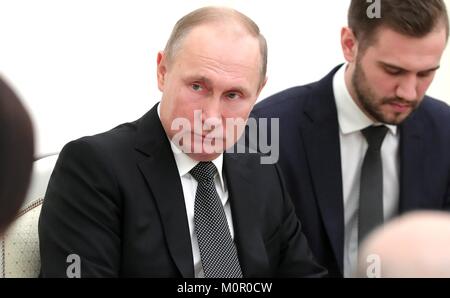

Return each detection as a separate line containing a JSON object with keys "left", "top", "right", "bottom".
{"left": 180, "top": 141, "right": 226, "bottom": 161}
{"left": 186, "top": 152, "right": 222, "bottom": 162}
{"left": 365, "top": 103, "right": 410, "bottom": 125}
{"left": 377, "top": 111, "right": 412, "bottom": 125}
{"left": 172, "top": 136, "right": 227, "bottom": 155}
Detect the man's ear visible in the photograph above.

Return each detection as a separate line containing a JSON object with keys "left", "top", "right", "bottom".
{"left": 341, "top": 27, "right": 358, "bottom": 63}
{"left": 157, "top": 51, "right": 167, "bottom": 92}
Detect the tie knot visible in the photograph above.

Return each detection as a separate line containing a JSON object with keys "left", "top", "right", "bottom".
{"left": 362, "top": 126, "right": 388, "bottom": 151}
{"left": 190, "top": 162, "right": 217, "bottom": 183}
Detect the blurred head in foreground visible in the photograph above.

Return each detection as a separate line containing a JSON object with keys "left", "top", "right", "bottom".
{"left": 358, "top": 211, "right": 450, "bottom": 278}
{"left": 0, "top": 77, "right": 34, "bottom": 234}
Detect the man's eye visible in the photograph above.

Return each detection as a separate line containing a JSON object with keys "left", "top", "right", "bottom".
{"left": 418, "top": 71, "right": 433, "bottom": 78}
{"left": 192, "top": 83, "right": 203, "bottom": 91}
{"left": 226, "top": 92, "right": 240, "bottom": 100}
{"left": 386, "top": 69, "right": 401, "bottom": 75}
{"left": 384, "top": 67, "right": 404, "bottom": 76}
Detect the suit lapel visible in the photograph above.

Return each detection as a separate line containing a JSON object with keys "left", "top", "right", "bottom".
{"left": 135, "top": 104, "right": 194, "bottom": 277}
{"left": 399, "top": 112, "right": 425, "bottom": 212}
{"left": 223, "top": 153, "right": 269, "bottom": 277}
{"left": 301, "top": 66, "right": 345, "bottom": 272}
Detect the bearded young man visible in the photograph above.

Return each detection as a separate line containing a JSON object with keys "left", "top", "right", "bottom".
{"left": 251, "top": 0, "right": 450, "bottom": 277}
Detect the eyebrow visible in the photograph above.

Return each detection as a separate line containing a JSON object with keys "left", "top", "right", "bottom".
{"left": 191, "top": 76, "right": 213, "bottom": 86}
{"left": 378, "top": 61, "right": 441, "bottom": 73}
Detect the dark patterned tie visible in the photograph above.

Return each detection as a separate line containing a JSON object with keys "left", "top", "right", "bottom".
{"left": 358, "top": 125, "right": 389, "bottom": 244}
{"left": 190, "top": 161, "right": 243, "bottom": 278}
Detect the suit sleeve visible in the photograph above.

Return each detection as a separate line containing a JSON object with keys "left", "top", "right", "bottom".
{"left": 39, "top": 139, "right": 122, "bottom": 277}
{"left": 274, "top": 164, "right": 328, "bottom": 277}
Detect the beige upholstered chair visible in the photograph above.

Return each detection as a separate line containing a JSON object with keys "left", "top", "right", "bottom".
{"left": 0, "top": 154, "right": 58, "bottom": 278}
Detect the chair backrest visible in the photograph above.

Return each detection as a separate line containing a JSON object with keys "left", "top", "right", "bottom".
{"left": 0, "top": 153, "right": 58, "bottom": 278}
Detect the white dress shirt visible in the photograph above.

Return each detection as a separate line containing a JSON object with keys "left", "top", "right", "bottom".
{"left": 332, "top": 65, "right": 400, "bottom": 277}
{"left": 157, "top": 105, "right": 234, "bottom": 278}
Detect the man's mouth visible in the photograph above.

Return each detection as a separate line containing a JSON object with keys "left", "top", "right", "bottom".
{"left": 387, "top": 102, "right": 412, "bottom": 113}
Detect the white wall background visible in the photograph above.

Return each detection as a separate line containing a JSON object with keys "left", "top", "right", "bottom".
{"left": 1, "top": 0, "right": 449, "bottom": 157}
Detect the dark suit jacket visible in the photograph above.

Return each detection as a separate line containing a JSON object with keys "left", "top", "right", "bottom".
{"left": 250, "top": 65, "right": 450, "bottom": 277}
{"left": 38, "top": 103, "right": 326, "bottom": 278}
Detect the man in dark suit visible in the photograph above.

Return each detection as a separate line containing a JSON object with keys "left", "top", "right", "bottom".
{"left": 251, "top": 0, "right": 450, "bottom": 277}
{"left": 0, "top": 77, "right": 34, "bottom": 234}
{"left": 39, "top": 6, "right": 325, "bottom": 278}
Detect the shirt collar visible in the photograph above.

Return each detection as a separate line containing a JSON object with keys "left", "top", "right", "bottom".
{"left": 333, "top": 64, "right": 397, "bottom": 136}
{"left": 157, "top": 103, "right": 226, "bottom": 191}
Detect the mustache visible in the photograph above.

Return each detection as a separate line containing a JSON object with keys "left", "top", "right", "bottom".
{"left": 381, "top": 97, "right": 418, "bottom": 108}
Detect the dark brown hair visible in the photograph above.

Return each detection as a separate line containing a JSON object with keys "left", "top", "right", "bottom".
{"left": 0, "top": 77, "right": 34, "bottom": 234}
{"left": 348, "top": 0, "right": 449, "bottom": 50}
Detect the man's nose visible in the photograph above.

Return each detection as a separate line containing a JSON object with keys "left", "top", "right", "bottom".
{"left": 202, "top": 97, "right": 222, "bottom": 121}
{"left": 396, "top": 75, "right": 418, "bottom": 102}
{"left": 200, "top": 97, "right": 223, "bottom": 132}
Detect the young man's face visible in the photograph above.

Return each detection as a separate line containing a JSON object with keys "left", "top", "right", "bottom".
{"left": 349, "top": 25, "right": 447, "bottom": 125}
{"left": 157, "top": 23, "right": 265, "bottom": 161}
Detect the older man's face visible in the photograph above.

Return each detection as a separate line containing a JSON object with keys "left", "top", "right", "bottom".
{"left": 158, "top": 23, "right": 265, "bottom": 161}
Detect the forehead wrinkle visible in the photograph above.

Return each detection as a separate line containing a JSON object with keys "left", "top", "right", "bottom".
{"left": 195, "top": 54, "right": 258, "bottom": 76}
{"left": 179, "top": 23, "right": 263, "bottom": 80}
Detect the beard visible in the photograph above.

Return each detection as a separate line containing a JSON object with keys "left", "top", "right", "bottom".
{"left": 352, "top": 59, "right": 420, "bottom": 125}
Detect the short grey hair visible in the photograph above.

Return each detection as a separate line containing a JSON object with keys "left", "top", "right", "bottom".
{"left": 164, "top": 6, "right": 268, "bottom": 81}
